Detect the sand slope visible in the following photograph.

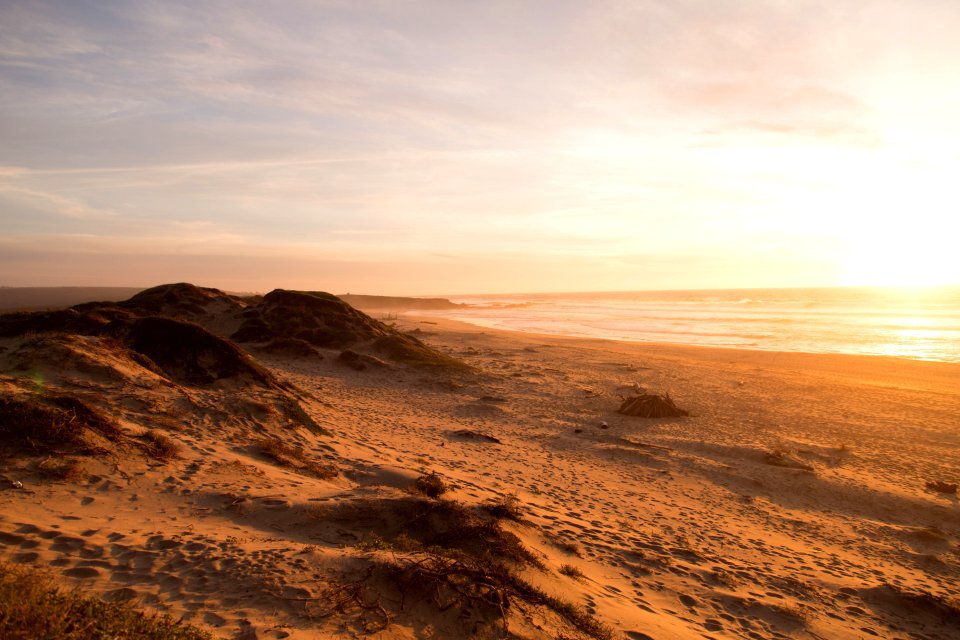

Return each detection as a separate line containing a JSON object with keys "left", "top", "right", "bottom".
{"left": 1, "top": 289, "right": 959, "bottom": 639}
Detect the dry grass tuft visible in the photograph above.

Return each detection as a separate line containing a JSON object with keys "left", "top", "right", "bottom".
{"left": 709, "top": 567, "right": 742, "bottom": 589}
{"left": 544, "top": 532, "right": 583, "bottom": 557}
{"left": 342, "top": 496, "right": 541, "bottom": 569}
{"left": 558, "top": 564, "right": 585, "bottom": 580}
{"left": 0, "top": 392, "right": 122, "bottom": 454}
{"left": 0, "top": 561, "right": 212, "bottom": 640}
{"left": 141, "top": 430, "right": 181, "bottom": 461}
{"left": 412, "top": 472, "right": 448, "bottom": 498}
{"left": 482, "top": 494, "right": 525, "bottom": 522}
{"left": 256, "top": 437, "right": 337, "bottom": 479}
{"left": 277, "top": 396, "right": 331, "bottom": 436}
{"left": 36, "top": 457, "right": 88, "bottom": 483}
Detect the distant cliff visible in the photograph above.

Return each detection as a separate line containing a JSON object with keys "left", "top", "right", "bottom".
{"left": 337, "top": 294, "right": 467, "bottom": 311}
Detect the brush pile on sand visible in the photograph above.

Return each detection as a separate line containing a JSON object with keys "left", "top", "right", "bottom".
{"left": 617, "top": 393, "right": 688, "bottom": 417}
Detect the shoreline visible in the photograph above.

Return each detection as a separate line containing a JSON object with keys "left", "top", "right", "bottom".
{"left": 402, "top": 314, "right": 960, "bottom": 394}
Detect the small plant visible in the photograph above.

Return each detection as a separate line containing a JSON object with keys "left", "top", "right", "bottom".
{"left": 772, "top": 603, "right": 809, "bottom": 622}
{"left": 356, "top": 533, "right": 394, "bottom": 551}
{"left": 142, "top": 430, "right": 181, "bottom": 461}
{"left": 278, "top": 396, "right": 331, "bottom": 436}
{"left": 36, "top": 458, "right": 88, "bottom": 483}
{"left": 413, "top": 472, "right": 448, "bottom": 498}
{"left": 710, "top": 567, "right": 742, "bottom": 589}
{"left": 256, "top": 437, "right": 336, "bottom": 480}
{"left": 559, "top": 564, "right": 585, "bottom": 580}
{"left": 356, "top": 532, "right": 423, "bottom": 553}
{"left": 482, "top": 494, "right": 524, "bottom": 522}
{"left": 545, "top": 532, "right": 583, "bottom": 557}
{"left": 149, "top": 414, "right": 185, "bottom": 432}
{"left": 0, "top": 392, "right": 121, "bottom": 454}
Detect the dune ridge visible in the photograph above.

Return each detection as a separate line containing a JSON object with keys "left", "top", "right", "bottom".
{"left": 0, "top": 283, "right": 958, "bottom": 639}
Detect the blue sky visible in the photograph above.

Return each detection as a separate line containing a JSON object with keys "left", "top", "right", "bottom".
{"left": 2, "top": 0, "right": 959, "bottom": 293}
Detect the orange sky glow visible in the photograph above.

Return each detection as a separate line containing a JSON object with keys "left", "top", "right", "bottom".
{"left": 1, "top": 1, "right": 958, "bottom": 294}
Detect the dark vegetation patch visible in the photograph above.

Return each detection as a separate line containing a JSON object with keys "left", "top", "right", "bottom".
{"left": 277, "top": 396, "right": 330, "bottom": 436}
{"left": 230, "top": 288, "right": 469, "bottom": 370}
{"left": 257, "top": 337, "right": 321, "bottom": 358}
{"left": 0, "top": 309, "right": 108, "bottom": 338}
{"left": 337, "top": 349, "right": 388, "bottom": 371}
{"left": 345, "top": 496, "right": 541, "bottom": 569}
{"left": 36, "top": 457, "right": 88, "bottom": 482}
{"left": 0, "top": 392, "right": 123, "bottom": 454}
{"left": 232, "top": 289, "right": 388, "bottom": 348}
{"left": 372, "top": 334, "right": 470, "bottom": 370}
{"left": 383, "top": 555, "right": 612, "bottom": 640}
{"left": 558, "top": 564, "right": 585, "bottom": 580}
{"left": 115, "top": 317, "right": 281, "bottom": 388}
{"left": 140, "top": 430, "right": 181, "bottom": 461}
{"left": 256, "top": 437, "right": 336, "bottom": 479}
{"left": 481, "top": 494, "right": 525, "bottom": 522}
{"left": 0, "top": 390, "right": 183, "bottom": 463}
{"left": 0, "top": 561, "right": 213, "bottom": 640}
{"left": 412, "top": 472, "right": 449, "bottom": 498}
{"left": 617, "top": 393, "right": 689, "bottom": 417}
{"left": 121, "top": 282, "right": 240, "bottom": 318}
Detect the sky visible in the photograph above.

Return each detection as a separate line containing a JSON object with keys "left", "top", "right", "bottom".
{"left": 2, "top": 0, "right": 959, "bottom": 295}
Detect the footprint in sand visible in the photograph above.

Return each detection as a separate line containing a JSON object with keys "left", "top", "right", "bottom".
{"left": 0, "top": 531, "right": 24, "bottom": 546}
{"left": 64, "top": 566, "right": 100, "bottom": 579}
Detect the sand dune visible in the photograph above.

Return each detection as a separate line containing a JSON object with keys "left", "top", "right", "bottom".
{"left": 1, "top": 285, "right": 958, "bottom": 639}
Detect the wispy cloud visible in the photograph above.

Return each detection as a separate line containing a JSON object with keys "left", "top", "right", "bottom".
{"left": 2, "top": 1, "right": 959, "bottom": 290}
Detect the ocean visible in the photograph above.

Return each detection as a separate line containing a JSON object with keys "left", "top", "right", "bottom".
{"left": 417, "top": 286, "right": 960, "bottom": 363}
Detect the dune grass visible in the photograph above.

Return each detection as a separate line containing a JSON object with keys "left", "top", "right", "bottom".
{"left": 0, "top": 561, "right": 214, "bottom": 640}
{"left": 256, "top": 437, "right": 336, "bottom": 479}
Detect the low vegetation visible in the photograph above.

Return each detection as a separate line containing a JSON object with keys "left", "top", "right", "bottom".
{"left": 710, "top": 567, "right": 743, "bottom": 589}
{"left": 141, "top": 430, "right": 181, "bottom": 461}
{"left": 0, "top": 561, "right": 213, "bottom": 640}
{"left": 340, "top": 494, "right": 610, "bottom": 639}
{"left": 0, "top": 392, "right": 122, "bottom": 455}
{"left": 372, "top": 334, "right": 472, "bottom": 371}
{"left": 256, "top": 437, "right": 337, "bottom": 479}
{"left": 277, "top": 396, "right": 331, "bottom": 436}
{"left": 558, "top": 564, "right": 585, "bottom": 580}
{"left": 412, "top": 472, "right": 449, "bottom": 498}
{"left": 36, "top": 457, "right": 88, "bottom": 483}
{"left": 482, "top": 494, "right": 525, "bottom": 522}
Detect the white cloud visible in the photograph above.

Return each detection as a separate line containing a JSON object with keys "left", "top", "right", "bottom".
{"left": 2, "top": 0, "right": 960, "bottom": 290}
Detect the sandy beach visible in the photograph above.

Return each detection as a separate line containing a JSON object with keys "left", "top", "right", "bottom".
{"left": 1, "top": 288, "right": 958, "bottom": 639}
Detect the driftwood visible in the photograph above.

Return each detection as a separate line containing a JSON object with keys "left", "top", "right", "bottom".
{"left": 617, "top": 437, "right": 673, "bottom": 452}
{"left": 617, "top": 393, "right": 688, "bottom": 418}
{"left": 764, "top": 450, "right": 814, "bottom": 472}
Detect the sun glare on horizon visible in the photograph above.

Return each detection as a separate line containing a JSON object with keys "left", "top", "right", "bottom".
{"left": 835, "top": 203, "right": 959, "bottom": 289}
